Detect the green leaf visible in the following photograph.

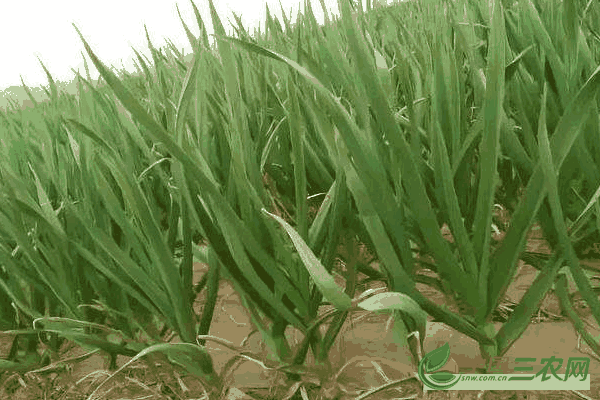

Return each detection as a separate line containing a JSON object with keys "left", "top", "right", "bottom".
{"left": 262, "top": 209, "right": 352, "bottom": 311}
{"left": 357, "top": 292, "right": 427, "bottom": 337}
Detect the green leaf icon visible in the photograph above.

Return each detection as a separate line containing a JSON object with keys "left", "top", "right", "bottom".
{"left": 418, "top": 343, "right": 461, "bottom": 390}
{"left": 423, "top": 342, "right": 451, "bottom": 373}
{"left": 429, "top": 371, "right": 458, "bottom": 384}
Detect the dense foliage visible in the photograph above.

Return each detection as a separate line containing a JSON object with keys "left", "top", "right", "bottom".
{"left": 1, "top": 0, "right": 600, "bottom": 397}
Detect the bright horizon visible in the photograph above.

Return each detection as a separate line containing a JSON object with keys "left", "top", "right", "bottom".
{"left": 1, "top": 0, "right": 388, "bottom": 96}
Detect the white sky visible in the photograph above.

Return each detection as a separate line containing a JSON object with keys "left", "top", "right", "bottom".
{"left": 1, "top": 0, "right": 358, "bottom": 93}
